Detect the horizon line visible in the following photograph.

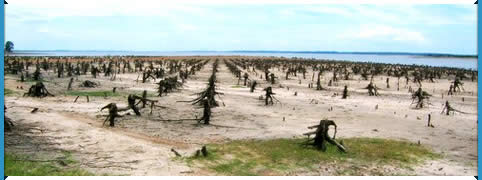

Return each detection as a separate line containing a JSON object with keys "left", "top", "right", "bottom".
{"left": 10, "top": 49, "right": 477, "bottom": 56}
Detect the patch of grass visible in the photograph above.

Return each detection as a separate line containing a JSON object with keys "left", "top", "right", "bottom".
{"left": 185, "top": 138, "right": 440, "bottom": 175}
{"left": 5, "top": 152, "right": 94, "bottom": 176}
{"left": 4, "top": 88, "right": 16, "bottom": 96}
{"left": 65, "top": 90, "right": 121, "bottom": 97}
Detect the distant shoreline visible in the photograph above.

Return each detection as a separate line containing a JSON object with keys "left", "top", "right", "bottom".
{"left": 5, "top": 50, "right": 476, "bottom": 69}
{"left": 5, "top": 50, "right": 477, "bottom": 58}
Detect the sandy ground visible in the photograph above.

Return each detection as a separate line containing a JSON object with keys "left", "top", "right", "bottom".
{"left": 4, "top": 57, "right": 478, "bottom": 175}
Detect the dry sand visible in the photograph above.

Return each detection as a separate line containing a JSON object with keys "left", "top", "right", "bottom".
{"left": 4, "top": 56, "right": 478, "bottom": 175}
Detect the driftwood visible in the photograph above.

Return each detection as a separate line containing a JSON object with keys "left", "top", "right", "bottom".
{"left": 171, "top": 148, "right": 182, "bottom": 157}
{"left": 73, "top": 96, "right": 90, "bottom": 103}
{"left": 441, "top": 100, "right": 468, "bottom": 115}
{"left": 80, "top": 80, "right": 99, "bottom": 88}
{"left": 304, "top": 119, "right": 347, "bottom": 153}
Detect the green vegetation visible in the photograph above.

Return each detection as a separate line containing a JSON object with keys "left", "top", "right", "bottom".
{"left": 5, "top": 152, "right": 93, "bottom": 176}
{"left": 4, "top": 88, "right": 15, "bottom": 96}
{"left": 185, "top": 138, "right": 440, "bottom": 176}
{"left": 5, "top": 41, "right": 14, "bottom": 53}
{"left": 66, "top": 90, "right": 121, "bottom": 97}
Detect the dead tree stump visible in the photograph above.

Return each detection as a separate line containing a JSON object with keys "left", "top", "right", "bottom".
{"left": 80, "top": 80, "right": 99, "bottom": 88}
{"left": 67, "top": 77, "right": 74, "bottom": 91}
{"left": 342, "top": 85, "right": 348, "bottom": 99}
{"left": 128, "top": 94, "right": 158, "bottom": 116}
{"left": 441, "top": 100, "right": 467, "bottom": 115}
{"left": 250, "top": 80, "right": 257, "bottom": 93}
{"left": 200, "top": 98, "right": 212, "bottom": 125}
{"left": 264, "top": 87, "right": 275, "bottom": 105}
{"left": 101, "top": 103, "right": 122, "bottom": 127}
{"left": 411, "top": 87, "right": 431, "bottom": 109}
{"left": 4, "top": 106, "right": 14, "bottom": 132}
{"left": 201, "top": 146, "right": 209, "bottom": 157}
{"left": 304, "top": 120, "right": 347, "bottom": 152}
{"left": 23, "top": 82, "right": 54, "bottom": 98}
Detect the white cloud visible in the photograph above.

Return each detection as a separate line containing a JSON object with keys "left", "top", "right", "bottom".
{"left": 6, "top": 0, "right": 214, "bottom": 20}
{"left": 285, "top": 4, "right": 476, "bottom": 26}
{"left": 338, "top": 25, "right": 427, "bottom": 44}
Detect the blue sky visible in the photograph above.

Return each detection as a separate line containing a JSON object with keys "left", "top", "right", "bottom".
{"left": 5, "top": 1, "right": 477, "bottom": 54}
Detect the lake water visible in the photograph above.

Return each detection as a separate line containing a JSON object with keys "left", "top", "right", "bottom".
{"left": 9, "top": 51, "right": 478, "bottom": 70}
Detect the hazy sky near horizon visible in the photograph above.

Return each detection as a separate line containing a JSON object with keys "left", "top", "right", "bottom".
{"left": 5, "top": 1, "right": 477, "bottom": 54}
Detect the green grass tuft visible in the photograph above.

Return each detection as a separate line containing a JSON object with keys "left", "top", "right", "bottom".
{"left": 5, "top": 152, "right": 94, "bottom": 176}
{"left": 4, "top": 88, "right": 15, "bottom": 96}
{"left": 185, "top": 138, "right": 440, "bottom": 175}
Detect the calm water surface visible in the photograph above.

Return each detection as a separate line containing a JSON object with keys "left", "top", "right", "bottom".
{"left": 9, "top": 51, "right": 477, "bottom": 70}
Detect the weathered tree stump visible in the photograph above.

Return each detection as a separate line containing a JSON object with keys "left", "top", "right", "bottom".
{"left": 250, "top": 80, "right": 257, "bottom": 93}
{"left": 23, "top": 82, "right": 54, "bottom": 98}
{"left": 128, "top": 94, "right": 157, "bottom": 116}
{"left": 80, "top": 80, "right": 99, "bottom": 88}
{"left": 67, "top": 77, "right": 74, "bottom": 91}
{"left": 411, "top": 87, "right": 431, "bottom": 109}
{"left": 441, "top": 100, "right": 467, "bottom": 115}
{"left": 364, "top": 82, "right": 379, "bottom": 96}
{"left": 304, "top": 120, "right": 347, "bottom": 152}
{"left": 426, "top": 114, "right": 435, "bottom": 127}
{"left": 4, "top": 106, "right": 14, "bottom": 132}
{"left": 200, "top": 98, "right": 212, "bottom": 125}
{"left": 264, "top": 87, "right": 277, "bottom": 106}
{"left": 342, "top": 85, "right": 348, "bottom": 99}
{"left": 243, "top": 73, "right": 249, "bottom": 86}
{"left": 201, "top": 145, "right": 209, "bottom": 157}
{"left": 101, "top": 103, "right": 122, "bottom": 127}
